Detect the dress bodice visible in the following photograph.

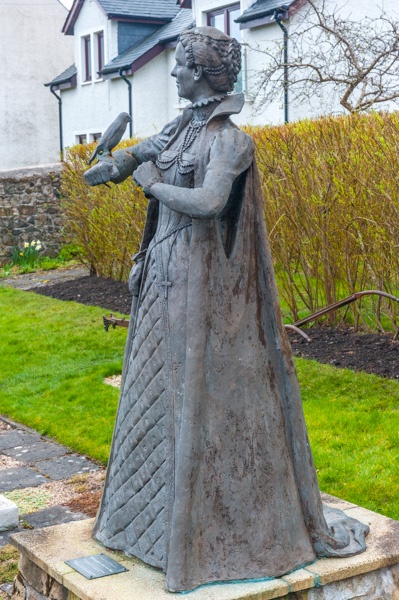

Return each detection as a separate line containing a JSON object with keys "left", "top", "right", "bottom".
{"left": 152, "top": 118, "right": 208, "bottom": 241}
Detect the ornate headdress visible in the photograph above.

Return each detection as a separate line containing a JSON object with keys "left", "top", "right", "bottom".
{"left": 178, "top": 26, "right": 241, "bottom": 94}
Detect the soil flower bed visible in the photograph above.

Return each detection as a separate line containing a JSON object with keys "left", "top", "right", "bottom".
{"left": 34, "top": 275, "right": 399, "bottom": 380}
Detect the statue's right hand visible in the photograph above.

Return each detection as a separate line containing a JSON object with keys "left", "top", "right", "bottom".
{"left": 84, "top": 160, "right": 118, "bottom": 186}
{"left": 128, "top": 259, "right": 145, "bottom": 297}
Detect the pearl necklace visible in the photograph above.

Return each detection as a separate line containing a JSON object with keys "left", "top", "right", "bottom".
{"left": 156, "top": 117, "right": 207, "bottom": 175}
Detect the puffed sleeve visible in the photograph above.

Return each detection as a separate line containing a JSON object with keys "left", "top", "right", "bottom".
{"left": 149, "top": 128, "right": 255, "bottom": 219}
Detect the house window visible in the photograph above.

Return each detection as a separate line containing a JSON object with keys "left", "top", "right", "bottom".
{"left": 95, "top": 31, "right": 104, "bottom": 78}
{"left": 207, "top": 4, "right": 241, "bottom": 39}
{"left": 77, "top": 134, "right": 87, "bottom": 145}
{"left": 207, "top": 4, "right": 243, "bottom": 92}
{"left": 82, "top": 35, "right": 92, "bottom": 82}
{"left": 91, "top": 132, "right": 102, "bottom": 141}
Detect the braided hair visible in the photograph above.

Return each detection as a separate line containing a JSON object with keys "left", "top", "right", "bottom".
{"left": 179, "top": 26, "right": 241, "bottom": 94}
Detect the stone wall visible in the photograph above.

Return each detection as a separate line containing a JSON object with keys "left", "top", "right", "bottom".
{"left": 12, "top": 554, "right": 77, "bottom": 600}
{"left": 11, "top": 556, "right": 79, "bottom": 600}
{"left": 10, "top": 551, "right": 399, "bottom": 600}
{"left": 0, "top": 1, "right": 73, "bottom": 170}
{"left": 0, "top": 164, "right": 65, "bottom": 265}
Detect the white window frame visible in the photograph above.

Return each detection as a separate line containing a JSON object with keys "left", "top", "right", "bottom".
{"left": 80, "top": 29, "right": 106, "bottom": 85}
{"left": 94, "top": 31, "right": 105, "bottom": 80}
{"left": 205, "top": 3, "right": 247, "bottom": 95}
{"left": 75, "top": 133, "right": 88, "bottom": 145}
{"left": 90, "top": 132, "right": 102, "bottom": 142}
{"left": 81, "top": 34, "right": 92, "bottom": 83}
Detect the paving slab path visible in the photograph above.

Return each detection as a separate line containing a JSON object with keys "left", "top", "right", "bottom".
{"left": 0, "top": 266, "right": 89, "bottom": 291}
{"left": 0, "top": 417, "right": 102, "bottom": 548}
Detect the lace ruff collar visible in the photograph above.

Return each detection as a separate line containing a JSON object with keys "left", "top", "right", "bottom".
{"left": 190, "top": 94, "right": 227, "bottom": 108}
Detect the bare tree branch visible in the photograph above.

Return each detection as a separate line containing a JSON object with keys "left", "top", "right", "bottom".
{"left": 252, "top": 0, "right": 399, "bottom": 114}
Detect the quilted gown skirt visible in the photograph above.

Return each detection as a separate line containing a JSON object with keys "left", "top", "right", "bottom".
{"left": 94, "top": 218, "right": 192, "bottom": 570}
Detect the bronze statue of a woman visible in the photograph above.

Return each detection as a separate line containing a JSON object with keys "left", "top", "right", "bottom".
{"left": 85, "top": 26, "right": 368, "bottom": 593}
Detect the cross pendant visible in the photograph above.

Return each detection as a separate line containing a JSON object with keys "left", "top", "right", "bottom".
{"left": 160, "top": 280, "right": 172, "bottom": 298}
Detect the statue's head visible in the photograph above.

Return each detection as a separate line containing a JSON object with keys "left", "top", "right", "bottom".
{"left": 172, "top": 26, "right": 241, "bottom": 102}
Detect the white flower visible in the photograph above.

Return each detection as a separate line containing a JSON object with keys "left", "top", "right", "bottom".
{"left": 36, "top": 243, "right": 42, "bottom": 250}
{"left": 24, "top": 242, "right": 29, "bottom": 248}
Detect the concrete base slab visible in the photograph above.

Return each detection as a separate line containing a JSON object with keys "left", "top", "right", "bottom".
{"left": 0, "top": 495, "right": 18, "bottom": 531}
{"left": 9, "top": 498, "right": 399, "bottom": 600}
{"left": 0, "top": 582, "right": 13, "bottom": 597}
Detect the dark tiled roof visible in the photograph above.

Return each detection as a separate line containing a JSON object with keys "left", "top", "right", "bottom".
{"left": 63, "top": 0, "right": 181, "bottom": 35}
{"left": 102, "top": 9, "right": 194, "bottom": 75}
{"left": 159, "top": 8, "right": 193, "bottom": 42}
{"left": 45, "top": 64, "right": 77, "bottom": 87}
{"left": 97, "top": 0, "right": 180, "bottom": 21}
{"left": 236, "top": 0, "right": 295, "bottom": 23}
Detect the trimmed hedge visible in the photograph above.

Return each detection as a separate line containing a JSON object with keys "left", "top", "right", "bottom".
{"left": 247, "top": 111, "right": 399, "bottom": 330}
{"left": 60, "top": 140, "right": 146, "bottom": 282}
{"left": 61, "top": 112, "right": 399, "bottom": 329}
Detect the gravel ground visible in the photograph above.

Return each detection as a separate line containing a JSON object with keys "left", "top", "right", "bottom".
{"left": 0, "top": 266, "right": 88, "bottom": 291}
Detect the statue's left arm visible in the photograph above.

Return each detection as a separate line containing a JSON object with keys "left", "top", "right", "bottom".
{"left": 134, "top": 129, "right": 255, "bottom": 218}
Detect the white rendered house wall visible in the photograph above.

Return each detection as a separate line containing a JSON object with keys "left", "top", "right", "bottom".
{"left": 191, "top": 0, "right": 286, "bottom": 125}
{"left": 61, "top": 51, "right": 180, "bottom": 148}
{"left": 287, "top": 0, "right": 399, "bottom": 121}
{"left": 61, "top": 1, "right": 182, "bottom": 146}
{"left": 0, "top": 0, "right": 74, "bottom": 171}
{"left": 62, "top": 0, "right": 115, "bottom": 146}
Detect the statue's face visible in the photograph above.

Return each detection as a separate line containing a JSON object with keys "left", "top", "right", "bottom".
{"left": 171, "top": 42, "right": 197, "bottom": 101}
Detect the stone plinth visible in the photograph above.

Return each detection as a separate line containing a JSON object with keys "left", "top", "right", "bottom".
{"left": 9, "top": 497, "right": 399, "bottom": 600}
{"left": 0, "top": 494, "right": 18, "bottom": 531}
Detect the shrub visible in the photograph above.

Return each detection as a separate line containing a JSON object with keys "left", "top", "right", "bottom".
{"left": 62, "top": 115, "right": 399, "bottom": 330}
{"left": 246, "top": 111, "right": 399, "bottom": 331}
{"left": 58, "top": 243, "right": 81, "bottom": 262}
{"left": 60, "top": 140, "right": 147, "bottom": 281}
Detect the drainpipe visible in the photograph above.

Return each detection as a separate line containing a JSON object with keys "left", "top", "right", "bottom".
{"left": 273, "top": 9, "right": 289, "bottom": 124}
{"left": 49, "top": 84, "right": 63, "bottom": 158}
{"left": 118, "top": 68, "right": 133, "bottom": 137}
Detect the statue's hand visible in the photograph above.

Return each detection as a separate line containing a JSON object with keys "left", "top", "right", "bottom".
{"left": 84, "top": 150, "right": 138, "bottom": 186}
{"left": 84, "top": 159, "right": 117, "bottom": 186}
{"left": 128, "top": 251, "right": 146, "bottom": 296}
{"left": 133, "top": 161, "right": 162, "bottom": 195}
{"left": 128, "top": 261, "right": 144, "bottom": 297}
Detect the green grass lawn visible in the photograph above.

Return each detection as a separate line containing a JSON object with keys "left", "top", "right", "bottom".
{"left": 0, "top": 287, "right": 124, "bottom": 462}
{"left": 297, "top": 358, "right": 399, "bottom": 519}
{"left": 1, "top": 287, "right": 399, "bottom": 520}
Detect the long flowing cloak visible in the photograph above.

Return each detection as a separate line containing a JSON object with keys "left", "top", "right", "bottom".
{"left": 94, "top": 94, "right": 368, "bottom": 593}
